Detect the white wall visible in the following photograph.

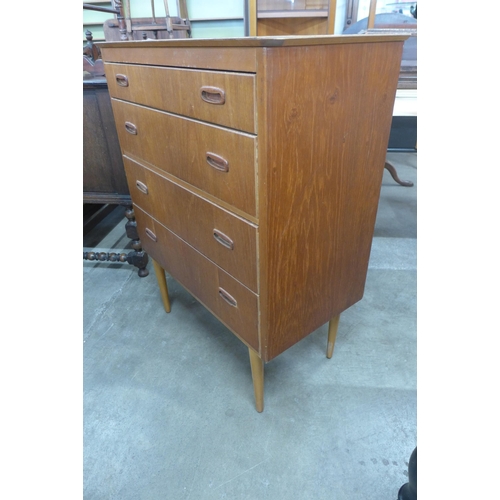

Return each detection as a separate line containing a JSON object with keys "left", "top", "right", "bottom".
{"left": 334, "top": 0, "right": 348, "bottom": 33}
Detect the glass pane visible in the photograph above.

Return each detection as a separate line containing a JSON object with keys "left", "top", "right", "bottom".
{"left": 376, "top": 0, "right": 416, "bottom": 17}
{"left": 258, "top": 0, "right": 329, "bottom": 13}
{"left": 129, "top": 0, "right": 179, "bottom": 19}
{"left": 190, "top": 20, "right": 245, "bottom": 38}
{"left": 357, "top": 0, "right": 417, "bottom": 21}
{"left": 186, "top": 0, "right": 244, "bottom": 19}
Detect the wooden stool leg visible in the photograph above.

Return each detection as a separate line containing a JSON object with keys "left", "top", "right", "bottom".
{"left": 248, "top": 348, "right": 264, "bottom": 413}
{"left": 327, "top": 314, "right": 340, "bottom": 359}
{"left": 152, "top": 259, "right": 171, "bottom": 313}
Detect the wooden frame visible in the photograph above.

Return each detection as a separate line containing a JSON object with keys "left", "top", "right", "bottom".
{"left": 247, "top": 0, "right": 337, "bottom": 36}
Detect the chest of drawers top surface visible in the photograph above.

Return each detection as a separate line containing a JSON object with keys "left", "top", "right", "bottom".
{"left": 99, "top": 34, "right": 408, "bottom": 72}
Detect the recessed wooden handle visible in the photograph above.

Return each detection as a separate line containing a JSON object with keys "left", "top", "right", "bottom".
{"left": 218, "top": 287, "right": 237, "bottom": 307}
{"left": 200, "top": 86, "right": 225, "bottom": 105}
{"left": 213, "top": 229, "right": 234, "bottom": 250}
{"left": 125, "top": 122, "right": 137, "bottom": 135}
{"left": 116, "top": 74, "right": 129, "bottom": 87}
{"left": 135, "top": 180, "right": 148, "bottom": 194}
{"left": 206, "top": 152, "right": 229, "bottom": 172}
{"left": 145, "top": 228, "right": 157, "bottom": 242}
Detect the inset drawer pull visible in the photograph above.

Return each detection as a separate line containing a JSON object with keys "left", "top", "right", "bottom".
{"left": 125, "top": 122, "right": 137, "bottom": 135}
{"left": 213, "top": 229, "right": 234, "bottom": 250}
{"left": 200, "top": 86, "right": 225, "bottom": 105}
{"left": 145, "top": 228, "right": 157, "bottom": 242}
{"left": 206, "top": 152, "right": 229, "bottom": 173}
{"left": 218, "top": 287, "right": 237, "bottom": 307}
{"left": 135, "top": 180, "right": 148, "bottom": 194}
{"left": 116, "top": 74, "right": 129, "bottom": 87}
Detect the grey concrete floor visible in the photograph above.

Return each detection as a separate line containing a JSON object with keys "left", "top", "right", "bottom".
{"left": 83, "top": 152, "right": 417, "bottom": 500}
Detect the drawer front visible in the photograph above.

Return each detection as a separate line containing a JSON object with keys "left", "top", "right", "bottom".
{"left": 100, "top": 46, "right": 257, "bottom": 73}
{"left": 135, "top": 207, "right": 259, "bottom": 351}
{"left": 124, "top": 157, "right": 258, "bottom": 293}
{"left": 105, "top": 63, "right": 256, "bottom": 134}
{"left": 112, "top": 99, "right": 257, "bottom": 217}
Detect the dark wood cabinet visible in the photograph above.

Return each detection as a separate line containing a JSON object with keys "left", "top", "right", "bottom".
{"left": 83, "top": 76, "right": 149, "bottom": 277}
{"left": 83, "top": 77, "right": 130, "bottom": 204}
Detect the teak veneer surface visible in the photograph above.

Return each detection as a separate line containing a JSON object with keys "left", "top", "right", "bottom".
{"left": 101, "top": 35, "right": 405, "bottom": 369}
{"left": 99, "top": 35, "right": 407, "bottom": 72}
{"left": 111, "top": 100, "right": 258, "bottom": 217}
{"left": 99, "top": 34, "right": 407, "bottom": 49}
{"left": 106, "top": 64, "right": 256, "bottom": 134}
{"left": 257, "top": 17, "right": 329, "bottom": 36}
{"left": 134, "top": 206, "right": 260, "bottom": 351}
{"left": 123, "top": 156, "right": 259, "bottom": 293}
{"left": 257, "top": 42, "right": 401, "bottom": 360}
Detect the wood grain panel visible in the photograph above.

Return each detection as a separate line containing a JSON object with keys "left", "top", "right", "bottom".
{"left": 123, "top": 157, "right": 259, "bottom": 293}
{"left": 98, "top": 36, "right": 409, "bottom": 409}
{"left": 100, "top": 46, "right": 257, "bottom": 73}
{"left": 257, "top": 17, "right": 328, "bottom": 36}
{"left": 83, "top": 87, "right": 128, "bottom": 197}
{"left": 105, "top": 63, "right": 256, "bottom": 133}
{"left": 260, "top": 42, "right": 404, "bottom": 360}
{"left": 111, "top": 100, "right": 257, "bottom": 217}
{"left": 99, "top": 34, "right": 408, "bottom": 49}
{"left": 134, "top": 206, "right": 259, "bottom": 351}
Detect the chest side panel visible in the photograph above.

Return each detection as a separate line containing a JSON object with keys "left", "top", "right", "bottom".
{"left": 261, "top": 42, "right": 404, "bottom": 361}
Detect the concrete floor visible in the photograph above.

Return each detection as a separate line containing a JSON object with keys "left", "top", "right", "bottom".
{"left": 83, "top": 152, "right": 417, "bottom": 500}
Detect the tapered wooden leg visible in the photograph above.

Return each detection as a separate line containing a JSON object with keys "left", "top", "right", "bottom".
{"left": 152, "top": 259, "right": 171, "bottom": 313}
{"left": 327, "top": 314, "right": 340, "bottom": 359}
{"left": 248, "top": 348, "right": 264, "bottom": 413}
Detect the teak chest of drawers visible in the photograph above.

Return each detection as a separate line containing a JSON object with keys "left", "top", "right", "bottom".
{"left": 100, "top": 35, "right": 406, "bottom": 412}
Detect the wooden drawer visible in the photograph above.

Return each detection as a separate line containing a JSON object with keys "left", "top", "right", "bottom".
{"left": 112, "top": 99, "right": 257, "bottom": 217}
{"left": 124, "top": 157, "right": 258, "bottom": 293}
{"left": 134, "top": 206, "right": 259, "bottom": 351}
{"left": 105, "top": 63, "right": 256, "bottom": 134}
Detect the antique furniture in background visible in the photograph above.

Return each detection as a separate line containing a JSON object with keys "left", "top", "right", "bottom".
{"left": 83, "top": 31, "right": 149, "bottom": 276}
{"left": 343, "top": 12, "right": 416, "bottom": 90}
{"left": 247, "top": 0, "right": 337, "bottom": 36}
{"left": 83, "top": 1, "right": 193, "bottom": 275}
{"left": 246, "top": 1, "right": 416, "bottom": 187}
{"left": 364, "top": 20, "right": 416, "bottom": 187}
{"left": 83, "top": 0, "right": 191, "bottom": 41}
{"left": 83, "top": 29, "right": 105, "bottom": 77}
{"left": 343, "top": 2, "right": 417, "bottom": 186}
{"left": 100, "top": 34, "right": 407, "bottom": 412}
